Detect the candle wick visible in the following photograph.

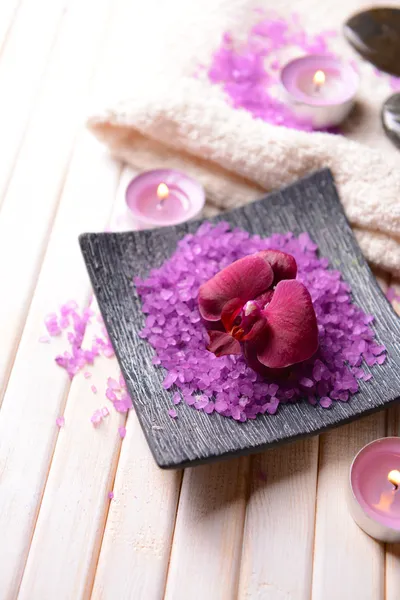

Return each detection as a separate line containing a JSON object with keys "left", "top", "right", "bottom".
{"left": 313, "top": 70, "right": 325, "bottom": 94}
{"left": 156, "top": 183, "right": 169, "bottom": 210}
{"left": 157, "top": 198, "right": 166, "bottom": 210}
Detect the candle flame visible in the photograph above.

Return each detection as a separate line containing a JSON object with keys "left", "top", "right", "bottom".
{"left": 388, "top": 469, "right": 400, "bottom": 489}
{"left": 157, "top": 183, "right": 169, "bottom": 201}
{"left": 313, "top": 70, "right": 326, "bottom": 87}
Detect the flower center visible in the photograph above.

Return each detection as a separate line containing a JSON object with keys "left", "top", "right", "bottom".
{"left": 229, "top": 301, "right": 263, "bottom": 341}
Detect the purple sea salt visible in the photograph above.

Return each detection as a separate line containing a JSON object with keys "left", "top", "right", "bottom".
{"left": 136, "top": 223, "right": 387, "bottom": 422}
{"left": 56, "top": 416, "right": 65, "bottom": 428}
{"left": 45, "top": 301, "right": 114, "bottom": 379}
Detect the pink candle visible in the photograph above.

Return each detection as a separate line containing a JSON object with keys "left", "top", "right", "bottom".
{"left": 348, "top": 437, "right": 400, "bottom": 542}
{"left": 125, "top": 169, "right": 205, "bottom": 228}
{"left": 281, "top": 55, "right": 359, "bottom": 129}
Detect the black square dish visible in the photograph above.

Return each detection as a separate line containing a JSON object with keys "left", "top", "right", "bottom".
{"left": 80, "top": 169, "right": 400, "bottom": 469}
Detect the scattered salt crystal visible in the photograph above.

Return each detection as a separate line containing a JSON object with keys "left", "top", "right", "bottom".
{"left": 118, "top": 426, "right": 126, "bottom": 439}
{"left": 91, "top": 409, "right": 102, "bottom": 425}
{"left": 266, "top": 397, "right": 279, "bottom": 414}
{"left": 101, "top": 407, "right": 109, "bottom": 418}
{"left": 107, "top": 377, "right": 119, "bottom": 390}
{"left": 163, "top": 371, "right": 178, "bottom": 390}
{"left": 108, "top": 491, "right": 114, "bottom": 500}
{"left": 231, "top": 405, "right": 242, "bottom": 420}
{"left": 173, "top": 392, "right": 181, "bottom": 405}
{"left": 204, "top": 402, "right": 215, "bottom": 414}
{"left": 84, "top": 371, "right": 91, "bottom": 379}
{"left": 268, "top": 383, "right": 279, "bottom": 396}
{"left": 39, "top": 335, "right": 51, "bottom": 344}
{"left": 320, "top": 397, "right": 332, "bottom": 408}
{"left": 91, "top": 385, "right": 97, "bottom": 394}
{"left": 300, "top": 378, "right": 314, "bottom": 388}
{"left": 371, "top": 345, "right": 386, "bottom": 356}
{"left": 56, "top": 416, "right": 65, "bottom": 428}
{"left": 168, "top": 408, "right": 178, "bottom": 419}
{"left": 106, "top": 389, "right": 116, "bottom": 401}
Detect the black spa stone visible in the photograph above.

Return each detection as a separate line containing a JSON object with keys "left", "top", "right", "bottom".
{"left": 344, "top": 7, "right": 400, "bottom": 76}
{"left": 80, "top": 169, "right": 400, "bottom": 469}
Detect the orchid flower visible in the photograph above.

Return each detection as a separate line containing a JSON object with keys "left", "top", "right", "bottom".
{"left": 198, "top": 250, "right": 318, "bottom": 373}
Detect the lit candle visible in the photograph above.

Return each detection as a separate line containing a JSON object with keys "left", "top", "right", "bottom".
{"left": 281, "top": 55, "right": 359, "bottom": 129}
{"left": 125, "top": 169, "right": 205, "bottom": 228}
{"left": 348, "top": 438, "right": 400, "bottom": 542}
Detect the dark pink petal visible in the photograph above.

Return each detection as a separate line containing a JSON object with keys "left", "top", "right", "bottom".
{"left": 198, "top": 254, "right": 273, "bottom": 321}
{"left": 259, "top": 249, "right": 297, "bottom": 283}
{"left": 256, "top": 280, "right": 319, "bottom": 369}
{"left": 243, "top": 344, "right": 292, "bottom": 378}
{"left": 254, "top": 289, "right": 274, "bottom": 309}
{"left": 242, "top": 313, "right": 268, "bottom": 342}
{"left": 207, "top": 330, "right": 241, "bottom": 356}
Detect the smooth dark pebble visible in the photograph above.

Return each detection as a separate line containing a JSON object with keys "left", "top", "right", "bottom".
{"left": 344, "top": 7, "right": 400, "bottom": 76}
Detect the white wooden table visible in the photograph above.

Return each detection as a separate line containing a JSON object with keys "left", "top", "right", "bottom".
{"left": 1, "top": 1, "right": 399, "bottom": 598}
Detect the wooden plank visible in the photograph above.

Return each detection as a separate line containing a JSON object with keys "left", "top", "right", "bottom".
{"left": 238, "top": 438, "right": 319, "bottom": 600}
{"left": 0, "top": 132, "right": 120, "bottom": 597}
{"left": 0, "top": 0, "right": 116, "bottom": 404}
{"left": 164, "top": 458, "right": 249, "bottom": 600}
{"left": 312, "top": 415, "right": 386, "bottom": 600}
{"left": 0, "top": 0, "right": 69, "bottom": 206}
{"left": 91, "top": 416, "right": 182, "bottom": 600}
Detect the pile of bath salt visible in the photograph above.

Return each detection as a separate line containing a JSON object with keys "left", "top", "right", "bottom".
{"left": 135, "top": 222, "right": 386, "bottom": 422}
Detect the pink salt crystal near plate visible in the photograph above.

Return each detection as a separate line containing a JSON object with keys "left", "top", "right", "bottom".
{"left": 80, "top": 169, "right": 400, "bottom": 469}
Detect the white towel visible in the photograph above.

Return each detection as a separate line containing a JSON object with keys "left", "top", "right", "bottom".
{"left": 88, "top": 0, "right": 400, "bottom": 275}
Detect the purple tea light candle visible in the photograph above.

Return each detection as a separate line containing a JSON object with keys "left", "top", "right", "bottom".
{"left": 281, "top": 55, "right": 359, "bottom": 129}
{"left": 348, "top": 437, "right": 400, "bottom": 542}
{"left": 126, "top": 169, "right": 205, "bottom": 228}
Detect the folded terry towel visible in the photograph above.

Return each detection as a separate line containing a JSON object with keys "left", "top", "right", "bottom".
{"left": 88, "top": 0, "right": 400, "bottom": 275}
